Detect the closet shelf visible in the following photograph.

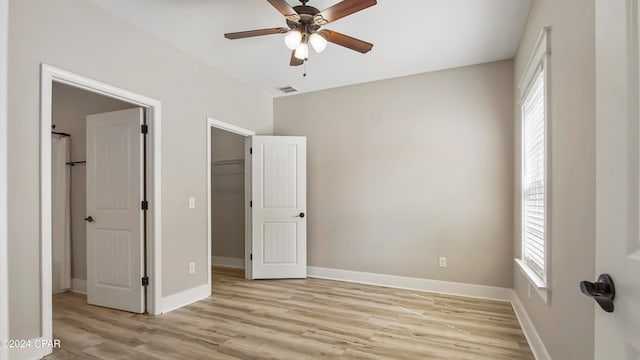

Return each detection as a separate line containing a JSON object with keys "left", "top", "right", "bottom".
{"left": 211, "top": 159, "right": 244, "bottom": 167}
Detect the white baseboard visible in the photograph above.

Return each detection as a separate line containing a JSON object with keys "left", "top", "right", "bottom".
{"left": 161, "top": 284, "right": 210, "bottom": 314}
{"left": 510, "top": 292, "right": 552, "bottom": 360}
{"left": 211, "top": 256, "right": 244, "bottom": 269}
{"left": 71, "top": 278, "right": 87, "bottom": 294}
{"left": 9, "top": 337, "right": 50, "bottom": 360}
{"left": 307, "top": 266, "right": 513, "bottom": 302}
{"left": 307, "top": 266, "right": 549, "bottom": 360}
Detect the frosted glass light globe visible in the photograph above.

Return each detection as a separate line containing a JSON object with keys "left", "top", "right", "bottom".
{"left": 309, "top": 32, "right": 328, "bottom": 53}
{"left": 284, "top": 31, "right": 302, "bottom": 50}
{"left": 294, "top": 43, "right": 309, "bottom": 60}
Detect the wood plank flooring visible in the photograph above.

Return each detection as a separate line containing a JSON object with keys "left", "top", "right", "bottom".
{"left": 45, "top": 267, "right": 534, "bottom": 359}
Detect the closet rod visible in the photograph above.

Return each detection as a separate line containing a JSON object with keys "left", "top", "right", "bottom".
{"left": 52, "top": 131, "right": 71, "bottom": 137}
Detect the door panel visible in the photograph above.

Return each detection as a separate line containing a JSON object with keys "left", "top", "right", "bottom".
{"left": 595, "top": 0, "right": 640, "bottom": 358}
{"left": 262, "top": 222, "right": 298, "bottom": 264}
{"left": 263, "top": 143, "right": 298, "bottom": 208}
{"left": 86, "top": 108, "right": 144, "bottom": 313}
{"left": 252, "top": 136, "right": 306, "bottom": 279}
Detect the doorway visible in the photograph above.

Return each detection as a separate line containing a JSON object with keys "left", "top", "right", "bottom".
{"left": 50, "top": 83, "right": 139, "bottom": 297}
{"left": 39, "top": 65, "right": 163, "bottom": 356}
{"left": 206, "top": 118, "right": 254, "bottom": 284}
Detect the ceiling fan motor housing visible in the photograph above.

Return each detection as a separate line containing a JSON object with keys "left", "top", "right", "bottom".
{"left": 287, "top": 5, "right": 323, "bottom": 30}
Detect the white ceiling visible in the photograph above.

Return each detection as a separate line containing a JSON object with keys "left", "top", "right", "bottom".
{"left": 87, "top": 0, "right": 531, "bottom": 97}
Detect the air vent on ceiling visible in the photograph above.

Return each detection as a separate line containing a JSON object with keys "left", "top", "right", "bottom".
{"left": 278, "top": 86, "right": 299, "bottom": 94}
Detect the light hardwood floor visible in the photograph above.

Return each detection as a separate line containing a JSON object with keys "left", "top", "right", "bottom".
{"left": 45, "top": 268, "right": 534, "bottom": 359}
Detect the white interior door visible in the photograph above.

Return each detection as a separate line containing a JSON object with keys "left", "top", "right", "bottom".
{"left": 251, "top": 136, "right": 307, "bottom": 279}
{"left": 86, "top": 108, "right": 145, "bottom": 313}
{"left": 594, "top": 0, "right": 640, "bottom": 358}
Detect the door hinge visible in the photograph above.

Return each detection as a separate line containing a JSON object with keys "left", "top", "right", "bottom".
{"left": 250, "top": 147, "right": 253, "bottom": 154}
{"left": 141, "top": 200, "right": 149, "bottom": 210}
{"left": 250, "top": 201, "right": 252, "bottom": 207}
{"left": 141, "top": 124, "right": 149, "bottom": 134}
{"left": 250, "top": 254, "right": 253, "bottom": 261}
{"left": 142, "top": 276, "right": 149, "bottom": 286}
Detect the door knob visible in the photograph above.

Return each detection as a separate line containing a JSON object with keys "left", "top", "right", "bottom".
{"left": 84, "top": 216, "right": 95, "bottom": 223}
{"left": 295, "top": 212, "right": 305, "bottom": 218}
{"left": 580, "top": 274, "right": 615, "bottom": 313}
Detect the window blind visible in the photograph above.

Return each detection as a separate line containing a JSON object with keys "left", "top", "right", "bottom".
{"left": 522, "top": 68, "right": 546, "bottom": 278}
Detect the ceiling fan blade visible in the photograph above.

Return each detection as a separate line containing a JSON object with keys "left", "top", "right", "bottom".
{"left": 224, "top": 27, "right": 289, "bottom": 40}
{"left": 319, "top": 30, "right": 373, "bottom": 53}
{"left": 266, "top": 0, "right": 300, "bottom": 21}
{"left": 290, "top": 51, "right": 304, "bottom": 66}
{"left": 314, "top": 0, "right": 376, "bottom": 25}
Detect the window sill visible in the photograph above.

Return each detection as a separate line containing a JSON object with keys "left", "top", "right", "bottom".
{"left": 515, "top": 258, "right": 550, "bottom": 304}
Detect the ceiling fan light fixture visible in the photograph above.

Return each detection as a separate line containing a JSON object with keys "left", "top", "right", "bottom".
{"left": 309, "top": 32, "right": 328, "bottom": 53}
{"left": 284, "top": 30, "right": 302, "bottom": 50}
{"left": 294, "top": 42, "right": 309, "bottom": 60}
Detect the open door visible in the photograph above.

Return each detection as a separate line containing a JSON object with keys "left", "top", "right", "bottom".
{"left": 251, "top": 136, "right": 307, "bottom": 279}
{"left": 86, "top": 108, "right": 145, "bottom": 313}
{"left": 593, "top": 0, "right": 640, "bottom": 358}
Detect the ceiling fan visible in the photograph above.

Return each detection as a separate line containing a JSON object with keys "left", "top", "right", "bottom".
{"left": 224, "top": 0, "right": 377, "bottom": 66}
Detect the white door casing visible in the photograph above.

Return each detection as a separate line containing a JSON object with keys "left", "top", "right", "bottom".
{"left": 251, "top": 136, "right": 307, "bottom": 279}
{"left": 594, "top": 0, "right": 640, "bottom": 358}
{"left": 244, "top": 136, "right": 253, "bottom": 280}
{"left": 86, "top": 108, "right": 145, "bottom": 313}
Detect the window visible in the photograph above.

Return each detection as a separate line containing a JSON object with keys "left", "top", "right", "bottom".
{"left": 516, "top": 27, "right": 550, "bottom": 302}
{"left": 522, "top": 67, "right": 546, "bottom": 278}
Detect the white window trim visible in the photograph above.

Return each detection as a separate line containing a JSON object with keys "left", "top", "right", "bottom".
{"left": 517, "top": 27, "right": 551, "bottom": 304}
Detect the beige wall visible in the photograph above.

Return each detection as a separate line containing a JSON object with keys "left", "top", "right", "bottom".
{"left": 211, "top": 128, "right": 245, "bottom": 260}
{"left": 8, "top": 0, "right": 272, "bottom": 340}
{"left": 274, "top": 60, "right": 514, "bottom": 288}
{"left": 512, "top": 0, "right": 596, "bottom": 359}
{"left": 0, "top": 0, "right": 8, "bottom": 355}
{"left": 52, "top": 83, "right": 137, "bottom": 281}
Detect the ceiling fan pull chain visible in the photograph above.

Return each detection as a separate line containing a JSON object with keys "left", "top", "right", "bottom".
{"left": 303, "top": 61, "right": 307, "bottom": 77}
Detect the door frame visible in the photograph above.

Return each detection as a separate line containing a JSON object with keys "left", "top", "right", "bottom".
{"left": 40, "top": 65, "right": 163, "bottom": 338}
{"left": 0, "top": 0, "right": 8, "bottom": 358}
{"left": 206, "top": 117, "right": 254, "bottom": 283}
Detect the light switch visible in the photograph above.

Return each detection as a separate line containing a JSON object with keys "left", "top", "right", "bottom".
{"left": 439, "top": 256, "right": 447, "bottom": 268}
{"left": 188, "top": 197, "right": 196, "bottom": 209}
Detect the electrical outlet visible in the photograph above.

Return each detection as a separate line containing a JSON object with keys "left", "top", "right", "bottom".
{"left": 188, "top": 197, "right": 196, "bottom": 209}
{"left": 439, "top": 256, "right": 447, "bottom": 268}
{"left": 189, "top": 262, "right": 196, "bottom": 274}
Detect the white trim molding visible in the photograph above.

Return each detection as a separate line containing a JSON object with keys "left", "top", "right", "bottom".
{"left": 7, "top": 337, "right": 50, "bottom": 360}
{"left": 518, "top": 27, "right": 551, "bottom": 97}
{"left": 161, "top": 284, "right": 211, "bottom": 314}
{"left": 510, "top": 292, "right": 552, "bottom": 360}
{"left": 0, "top": 0, "right": 8, "bottom": 358}
{"left": 517, "top": 26, "right": 552, "bottom": 303}
{"left": 515, "top": 259, "right": 549, "bottom": 303}
{"left": 307, "top": 266, "right": 513, "bottom": 302}
{"left": 207, "top": 118, "right": 256, "bottom": 137}
{"left": 211, "top": 256, "right": 245, "bottom": 269}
